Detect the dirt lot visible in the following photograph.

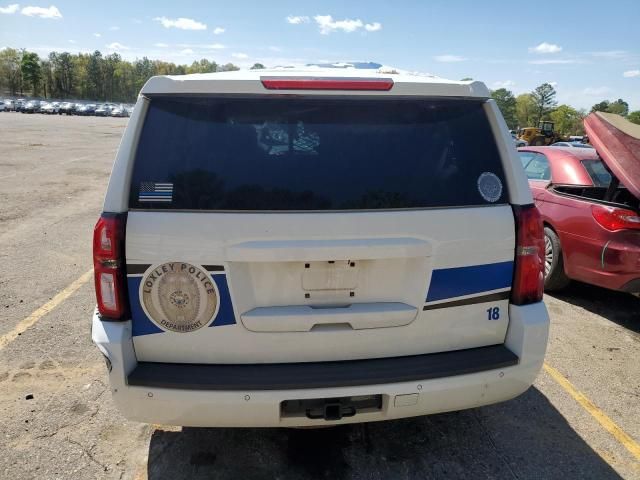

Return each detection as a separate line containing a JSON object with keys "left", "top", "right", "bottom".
{"left": 0, "top": 113, "right": 639, "bottom": 479}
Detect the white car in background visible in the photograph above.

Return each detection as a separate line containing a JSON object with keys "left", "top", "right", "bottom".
{"left": 92, "top": 68, "right": 549, "bottom": 428}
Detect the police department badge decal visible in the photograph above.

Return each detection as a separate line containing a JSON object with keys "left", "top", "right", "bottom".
{"left": 141, "top": 262, "right": 218, "bottom": 333}
{"left": 477, "top": 172, "right": 503, "bottom": 203}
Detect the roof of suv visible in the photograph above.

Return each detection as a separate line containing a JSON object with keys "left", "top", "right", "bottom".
{"left": 140, "top": 67, "right": 491, "bottom": 98}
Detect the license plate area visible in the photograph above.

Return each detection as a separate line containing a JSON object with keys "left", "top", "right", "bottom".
{"left": 302, "top": 260, "right": 359, "bottom": 291}
{"left": 281, "top": 394, "right": 383, "bottom": 421}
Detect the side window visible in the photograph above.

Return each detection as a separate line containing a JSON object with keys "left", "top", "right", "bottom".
{"left": 518, "top": 151, "right": 537, "bottom": 169}
{"left": 523, "top": 153, "right": 551, "bottom": 181}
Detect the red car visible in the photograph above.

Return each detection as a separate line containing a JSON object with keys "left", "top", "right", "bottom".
{"left": 518, "top": 112, "right": 640, "bottom": 295}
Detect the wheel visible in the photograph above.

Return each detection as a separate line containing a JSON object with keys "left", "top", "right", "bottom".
{"left": 531, "top": 136, "right": 547, "bottom": 146}
{"left": 544, "top": 226, "right": 570, "bottom": 291}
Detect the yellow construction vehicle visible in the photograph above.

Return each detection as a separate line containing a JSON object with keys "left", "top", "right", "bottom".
{"left": 518, "top": 121, "right": 566, "bottom": 146}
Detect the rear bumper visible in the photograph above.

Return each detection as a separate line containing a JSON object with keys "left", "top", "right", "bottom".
{"left": 91, "top": 302, "right": 549, "bottom": 427}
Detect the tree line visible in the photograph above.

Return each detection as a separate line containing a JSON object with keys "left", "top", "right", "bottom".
{"left": 490, "top": 82, "right": 640, "bottom": 134}
{"left": 0, "top": 48, "right": 266, "bottom": 103}
{"left": 2, "top": 47, "right": 639, "bottom": 128}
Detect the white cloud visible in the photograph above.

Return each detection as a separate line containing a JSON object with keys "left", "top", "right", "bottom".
{"left": 313, "top": 15, "right": 381, "bottom": 34}
{"left": 68, "top": 39, "right": 76, "bottom": 44}
{"left": 268, "top": 46, "right": 282, "bottom": 52}
{"left": 529, "top": 42, "right": 562, "bottom": 54}
{"left": 434, "top": 54, "right": 467, "bottom": 63}
{"left": 154, "top": 42, "right": 168, "bottom": 48}
{"left": 180, "top": 48, "right": 194, "bottom": 55}
{"left": 286, "top": 15, "right": 309, "bottom": 24}
{"left": 364, "top": 22, "right": 382, "bottom": 32}
{"left": 582, "top": 86, "right": 612, "bottom": 96}
{"left": 493, "top": 80, "right": 515, "bottom": 88}
{"left": 314, "top": 15, "right": 360, "bottom": 34}
{"left": 93, "top": 33, "right": 101, "bottom": 38}
{"left": 623, "top": 69, "right": 640, "bottom": 78}
{"left": 213, "top": 26, "right": 225, "bottom": 35}
{"left": 528, "top": 59, "right": 580, "bottom": 65}
{"left": 549, "top": 81, "right": 558, "bottom": 87}
{"left": 0, "top": 3, "right": 19, "bottom": 14}
{"left": 21, "top": 5, "right": 62, "bottom": 19}
{"left": 132, "top": 18, "right": 142, "bottom": 24}
{"left": 232, "top": 52, "right": 249, "bottom": 59}
{"left": 106, "top": 42, "right": 129, "bottom": 51}
{"left": 154, "top": 16, "right": 207, "bottom": 30}
{"left": 109, "top": 26, "right": 119, "bottom": 31}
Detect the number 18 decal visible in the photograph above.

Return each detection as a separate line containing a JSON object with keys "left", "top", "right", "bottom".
{"left": 486, "top": 307, "right": 500, "bottom": 320}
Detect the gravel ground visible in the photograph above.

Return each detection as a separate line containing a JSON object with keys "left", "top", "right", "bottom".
{"left": 0, "top": 113, "right": 638, "bottom": 479}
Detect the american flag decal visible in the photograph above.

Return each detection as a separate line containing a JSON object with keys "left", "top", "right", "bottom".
{"left": 138, "top": 182, "right": 173, "bottom": 202}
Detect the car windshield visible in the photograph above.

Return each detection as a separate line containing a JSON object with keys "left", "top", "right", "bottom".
{"left": 130, "top": 96, "right": 508, "bottom": 211}
{"left": 581, "top": 159, "right": 612, "bottom": 187}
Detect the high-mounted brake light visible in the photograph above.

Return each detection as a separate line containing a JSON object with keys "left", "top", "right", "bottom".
{"left": 511, "top": 205, "right": 544, "bottom": 305}
{"left": 591, "top": 205, "right": 640, "bottom": 231}
{"left": 260, "top": 77, "right": 394, "bottom": 91}
{"left": 93, "top": 213, "right": 128, "bottom": 319}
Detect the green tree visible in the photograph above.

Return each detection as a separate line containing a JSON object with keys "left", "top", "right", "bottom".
{"left": 21, "top": 51, "right": 41, "bottom": 95}
{"left": 550, "top": 105, "right": 584, "bottom": 136}
{"left": 49, "top": 52, "right": 75, "bottom": 98}
{"left": 628, "top": 111, "right": 640, "bottom": 125}
{"left": 591, "top": 100, "right": 610, "bottom": 113}
{"left": 490, "top": 88, "right": 517, "bottom": 129}
{"left": 86, "top": 50, "right": 103, "bottom": 99}
{"left": 531, "top": 83, "right": 557, "bottom": 124}
{"left": 40, "top": 58, "right": 53, "bottom": 98}
{"left": 607, "top": 98, "right": 629, "bottom": 116}
{"left": 515, "top": 93, "right": 537, "bottom": 127}
{"left": 0, "top": 48, "right": 22, "bottom": 95}
{"left": 250, "top": 63, "right": 266, "bottom": 70}
{"left": 219, "top": 63, "right": 240, "bottom": 72}
{"left": 460, "top": 77, "right": 473, "bottom": 81}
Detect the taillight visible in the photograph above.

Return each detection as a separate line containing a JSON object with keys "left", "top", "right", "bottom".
{"left": 260, "top": 77, "right": 394, "bottom": 91}
{"left": 591, "top": 205, "right": 640, "bottom": 231}
{"left": 511, "top": 205, "right": 544, "bottom": 305}
{"left": 93, "top": 213, "right": 128, "bottom": 319}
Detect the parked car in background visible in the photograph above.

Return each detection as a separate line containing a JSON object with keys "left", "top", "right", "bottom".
{"left": 518, "top": 112, "right": 640, "bottom": 295}
{"left": 0, "top": 101, "right": 5, "bottom": 112}
{"left": 110, "top": 105, "right": 129, "bottom": 117}
{"left": 41, "top": 102, "right": 61, "bottom": 114}
{"left": 23, "top": 100, "right": 42, "bottom": 113}
{"left": 551, "top": 141, "right": 594, "bottom": 148}
{"left": 59, "top": 102, "right": 77, "bottom": 115}
{"left": 3, "top": 99, "right": 16, "bottom": 111}
{"left": 95, "top": 103, "right": 116, "bottom": 116}
{"left": 512, "top": 132, "right": 528, "bottom": 148}
{"left": 15, "top": 99, "right": 26, "bottom": 112}
{"left": 76, "top": 104, "right": 97, "bottom": 116}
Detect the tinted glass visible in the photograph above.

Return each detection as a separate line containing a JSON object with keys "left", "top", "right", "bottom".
{"left": 581, "top": 159, "right": 611, "bottom": 187}
{"left": 130, "top": 96, "right": 508, "bottom": 211}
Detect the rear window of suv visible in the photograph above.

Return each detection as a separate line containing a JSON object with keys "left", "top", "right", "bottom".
{"left": 129, "top": 96, "right": 507, "bottom": 211}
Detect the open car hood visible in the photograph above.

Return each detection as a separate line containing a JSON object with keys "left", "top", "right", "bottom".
{"left": 584, "top": 112, "right": 640, "bottom": 200}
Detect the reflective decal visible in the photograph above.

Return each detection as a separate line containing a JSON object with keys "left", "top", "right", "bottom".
{"left": 140, "top": 262, "right": 218, "bottom": 333}
{"left": 477, "top": 172, "right": 502, "bottom": 203}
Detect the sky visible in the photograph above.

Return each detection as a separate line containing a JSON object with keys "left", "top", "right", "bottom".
{"left": 1, "top": 0, "right": 639, "bottom": 110}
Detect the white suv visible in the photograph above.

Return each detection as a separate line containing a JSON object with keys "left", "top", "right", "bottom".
{"left": 92, "top": 68, "right": 549, "bottom": 427}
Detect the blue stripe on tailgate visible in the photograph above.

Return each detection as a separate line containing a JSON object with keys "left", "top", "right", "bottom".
{"left": 129, "top": 273, "right": 237, "bottom": 337}
{"left": 426, "top": 261, "right": 513, "bottom": 302}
